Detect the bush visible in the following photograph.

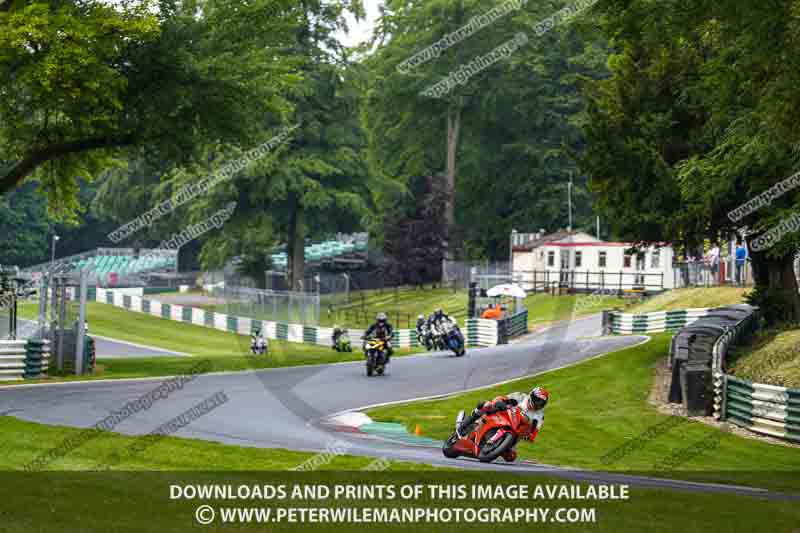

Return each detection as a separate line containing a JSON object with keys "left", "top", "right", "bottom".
{"left": 745, "top": 286, "right": 791, "bottom": 326}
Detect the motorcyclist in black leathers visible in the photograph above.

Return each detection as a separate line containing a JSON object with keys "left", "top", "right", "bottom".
{"left": 416, "top": 314, "right": 432, "bottom": 350}
{"left": 332, "top": 325, "right": 344, "bottom": 349}
{"left": 428, "top": 308, "right": 453, "bottom": 345}
{"left": 364, "top": 312, "right": 394, "bottom": 361}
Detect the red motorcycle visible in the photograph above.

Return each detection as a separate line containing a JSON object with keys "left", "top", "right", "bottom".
{"left": 442, "top": 406, "right": 533, "bottom": 463}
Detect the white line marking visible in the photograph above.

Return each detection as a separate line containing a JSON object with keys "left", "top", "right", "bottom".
{"left": 90, "top": 334, "right": 190, "bottom": 356}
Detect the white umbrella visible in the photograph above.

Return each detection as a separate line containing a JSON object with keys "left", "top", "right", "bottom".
{"left": 486, "top": 283, "right": 526, "bottom": 298}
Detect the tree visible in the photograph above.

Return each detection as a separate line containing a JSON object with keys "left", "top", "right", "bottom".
{"left": 147, "top": 0, "right": 371, "bottom": 283}
{"left": 364, "top": 0, "right": 605, "bottom": 261}
{"left": 0, "top": 0, "right": 297, "bottom": 217}
{"left": 580, "top": 0, "right": 800, "bottom": 321}
{"left": 383, "top": 174, "right": 448, "bottom": 285}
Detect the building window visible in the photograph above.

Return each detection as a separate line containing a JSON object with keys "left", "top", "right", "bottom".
{"left": 547, "top": 251, "right": 555, "bottom": 267}
{"left": 598, "top": 251, "right": 607, "bottom": 268}
{"left": 575, "top": 251, "right": 582, "bottom": 268}
{"left": 624, "top": 254, "right": 632, "bottom": 268}
{"left": 651, "top": 250, "right": 660, "bottom": 268}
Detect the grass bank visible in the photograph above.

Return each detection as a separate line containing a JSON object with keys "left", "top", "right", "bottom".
{"left": 366, "top": 334, "right": 800, "bottom": 493}
{"left": 626, "top": 287, "right": 749, "bottom": 313}
{"left": 14, "top": 302, "right": 419, "bottom": 383}
{"left": 0, "top": 416, "right": 797, "bottom": 532}
{"left": 729, "top": 327, "right": 800, "bottom": 388}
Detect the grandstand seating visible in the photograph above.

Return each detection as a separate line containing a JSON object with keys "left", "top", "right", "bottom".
{"left": 23, "top": 248, "right": 178, "bottom": 279}
{"left": 269, "top": 238, "right": 368, "bottom": 270}
{"left": 69, "top": 254, "right": 177, "bottom": 278}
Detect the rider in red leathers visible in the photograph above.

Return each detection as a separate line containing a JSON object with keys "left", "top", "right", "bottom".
{"left": 457, "top": 387, "right": 549, "bottom": 462}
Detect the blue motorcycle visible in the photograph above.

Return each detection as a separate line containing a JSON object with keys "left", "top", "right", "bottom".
{"left": 440, "top": 320, "right": 466, "bottom": 357}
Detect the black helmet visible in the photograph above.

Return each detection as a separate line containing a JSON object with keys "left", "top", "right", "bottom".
{"left": 434, "top": 308, "right": 444, "bottom": 317}
{"left": 376, "top": 312, "right": 387, "bottom": 323}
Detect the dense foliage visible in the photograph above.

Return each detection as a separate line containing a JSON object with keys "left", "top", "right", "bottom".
{"left": 6, "top": 0, "right": 800, "bottom": 322}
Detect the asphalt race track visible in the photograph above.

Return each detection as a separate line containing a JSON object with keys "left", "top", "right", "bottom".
{"left": 1, "top": 315, "right": 795, "bottom": 500}
{"left": 18, "top": 319, "right": 186, "bottom": 358}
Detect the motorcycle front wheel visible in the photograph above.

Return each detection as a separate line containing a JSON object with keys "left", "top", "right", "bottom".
{"left": 477, "top": 430, "right": 516, "bottom": 463}
{"left": 442, "top": 433, "right": 461, "bottom": 459}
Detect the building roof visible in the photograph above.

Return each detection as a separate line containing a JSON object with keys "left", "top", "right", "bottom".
{"left": 513, "top": 230, "right": 597, "bottom": 252}
{"left": 513, "top": 230, "right": 672, "bottom": 252}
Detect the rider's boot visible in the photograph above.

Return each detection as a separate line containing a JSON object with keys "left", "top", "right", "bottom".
{"left": 456, "top": 409, "right": 481, "bottom": 438}
{"left": 502, "top": 449, "right": 518, "bottom": 463}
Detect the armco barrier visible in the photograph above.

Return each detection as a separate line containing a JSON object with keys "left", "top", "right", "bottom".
{"left": 605, "top": 308, "right": 715, "bottom": 334}
{"left": 664, "top": 305, "right": 756, "bottom": 416}
{"left": 503, "top": 310, "right": 529, "bottom": 339}
{"left": 96, "top": 289, "right": 418, "bottom": 348}
{"left": 0, "top": 339, "right": 50, "bottom": 381}
{"left": 98, "top": 288, "right": 529, "bottom": 350}
{"left": 716, "top": 374, "right": 800, "bottom": 442}
{"left": 663, "top": 303, "right": 800, "bottom": 444}
{"left": 704, "top": 305, "right": 800, "bottom": 443}
{"left": 466, "top": 318, "right": 499, "bottom": 347}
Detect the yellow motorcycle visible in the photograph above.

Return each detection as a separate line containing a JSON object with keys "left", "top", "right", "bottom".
{"left": 363, "top": 337, "right": 388, "bottom": 377}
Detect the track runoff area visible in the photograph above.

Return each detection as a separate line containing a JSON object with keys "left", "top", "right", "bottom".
{"left": 4, "top": 307, "right": 797, "bottom": 532}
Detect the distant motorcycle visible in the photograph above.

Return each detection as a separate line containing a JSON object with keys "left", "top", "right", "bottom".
{"left": 417, "top": 324, "right": 434, "bottom": 350}
{"left": 333, "top": 332, "right": 353, "bottom": 352}
{"left": 430, "top": 323, "right": 447, "bottom": 351}
{"left": 250, "top": 336, "right": 268, "bottom": 355}
{"left": 363, "top": 337, "right": 389, "bottom": 377}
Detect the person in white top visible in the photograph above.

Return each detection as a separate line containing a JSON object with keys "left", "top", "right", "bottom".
{"left": 706, "top": 243, "right": 720, "bottom": 278}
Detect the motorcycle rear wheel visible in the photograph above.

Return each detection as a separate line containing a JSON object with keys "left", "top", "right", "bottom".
{"left": 477, "top": 430, "right": 515, "bottom": 463}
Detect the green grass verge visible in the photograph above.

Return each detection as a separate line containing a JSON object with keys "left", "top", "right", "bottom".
{"left": 523, "top": 293, "right": 627, "bottom": 329}
{"left": 1, "top": 418, "right": 798, "bottom": 531}
{"left": 366, "top": 334, "right": 800, "bottom": 493}
{"left": 14, "top": 302, "right": 420, "bottom": 383}
{"left": 0, "top": 416, "right": 421, "bottom": 471}
{"left": 626, "top": 287, "right": 749, "bottom": 313}
{"left": 728, "top": 327, "right": 800, "bottom": 388}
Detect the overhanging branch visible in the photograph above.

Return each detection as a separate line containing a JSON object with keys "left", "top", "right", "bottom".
{"left": 0, "top": 134, "right": 137, "bottom": 194}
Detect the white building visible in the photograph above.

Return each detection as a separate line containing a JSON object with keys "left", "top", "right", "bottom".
{"left": 511, "top": 230, "right": 674, "bottom": 293}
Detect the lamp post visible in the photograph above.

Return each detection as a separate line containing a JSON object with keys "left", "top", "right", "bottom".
{"left": 509, "top": 229, "right": 518, "bottom": 281}
{"left": 50, "top": 235, "right": 60, "bottom": 273}
{"left": 567, "top": 173, "right": 573, "bottom": 232}
{"left": 342, "top": 272, "right": 350, "bottom": 304}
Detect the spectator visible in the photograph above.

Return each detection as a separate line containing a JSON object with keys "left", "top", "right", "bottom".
{"left": 481, "top": 303, "right": 504, "bottom": 320}
{"left": 735, "top": 243, "right": 748, "bottom": 285}
{"left": 706, "top": 243, "right": 721, "bottom": 282}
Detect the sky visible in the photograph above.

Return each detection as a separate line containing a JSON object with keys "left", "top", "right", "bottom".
{"left": 338, "top": 0, "right": 381, "bottom": 47}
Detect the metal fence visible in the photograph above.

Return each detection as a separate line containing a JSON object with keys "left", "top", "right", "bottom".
{"left": 447, "top": 260, "right": 510, "bottom": 289}
{"left": 217, "top": 285, "right": 320, "bottom": 326}
{"left": 672, "top": 261, "right": 753, "bottom": 288}
{"left": 516, "top": 269, "right": 665, "bottom": 294}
